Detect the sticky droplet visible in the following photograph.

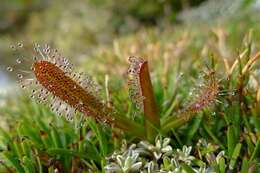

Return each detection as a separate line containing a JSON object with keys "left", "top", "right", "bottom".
{"left": 17, "top": 74, "right": 23, "bottom": 79}
{"left": 10, "top": 45, "right": 16, "bottom": 50}
{"left": 7, "top": 67, "right": 13, "bottom": 72}
{"left": 17, "top": 42, "right": 23, "bottom": 48}
{"left": 16, "top": 58, "right": 22, "bottom": 64}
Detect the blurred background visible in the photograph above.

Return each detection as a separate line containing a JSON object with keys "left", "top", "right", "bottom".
{"left": 0, "top": 0, "right": 260, "bottom": 93}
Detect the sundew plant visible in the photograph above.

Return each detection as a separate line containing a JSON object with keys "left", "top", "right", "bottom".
{"left": 6, "top": 43, "right": 222, "bottom": 141}
{"left": 1, "top": 29, "right": 260, "bottom": 172}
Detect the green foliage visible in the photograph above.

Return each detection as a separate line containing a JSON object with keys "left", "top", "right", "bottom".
{"left": 0, "top": 99, "right": 113, "bottom": 172}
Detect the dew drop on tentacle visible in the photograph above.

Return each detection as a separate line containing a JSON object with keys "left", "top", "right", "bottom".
{"left": 10, "top": 45, "right": 16, "bottom": 50}
{"left": 17, "top": 42, "right": 23, "bottom": 48}
{"left": 6, "top": 67, "right": 13, "bottom": 72}
{"left": 16, "top": 58, "right": 22, "bottom": 64}
{"left": 17, "top": 74, "right": 23, "bottom": 79}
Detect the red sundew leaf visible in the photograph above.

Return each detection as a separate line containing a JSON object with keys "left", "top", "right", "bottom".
{"left": 128, "top": 57, "right": 160, "bottom": 141}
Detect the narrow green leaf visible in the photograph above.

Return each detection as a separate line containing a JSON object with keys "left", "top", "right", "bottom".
{"left": 50, "top": 125, "right": 63, "bottom": 148}
{"left": 229, "top": 143, "right": 242, "bottom": 170}
{"left": 87, "top": 118, "right": 108, "bottom": 156}
{"left": 219, "top": 157, "right": 226, "bottom": 173}
{"left": 2, "top": 151, "right": 25, "bottom": 173}
{"left": 202, "top": 121, "right": 225, "bottom": 149}
{"left": 185, "top": 113, "right": 203, "bottom": 143}
{"left": 241, "top": 158, "right": 249, "bottom": 173}
{"left": 245, "top": 134, "right": 254, "bottom": 154}
{"left": 113, "top": 114, "right": 146, "bottom": 139}
{"left": 22, "top": 156, "right": 35, "bottom": 173}
{"left": 249, "top": 139, "right": 260, "bottom": 162}
{"left": 21, "top": 140, "right": 32, "bottom": 159}
{"left": 13, "top": 141, "right": 23, "bottom": 160}
{"left": 227, "top": 125, "right": 236, "bottom": 157}
{"left": 181, "top": 163, "right": 196, "bottom": 173}
{"left": 47, "top": 148, "right": 86, "bottom": 159}
{"left": 85, "top": 140, "right": 102, "bottom": 162}
{"left": 34, "top": 148, "right": 43, "bottom": 173}
{"left": 19, "top": 123, "right": 43, "bottom": 148}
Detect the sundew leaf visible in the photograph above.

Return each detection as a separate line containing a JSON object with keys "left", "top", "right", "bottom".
{"left": 161, "top": 69, "right": 220, "bottom": 133}
{"left": 139, "top": 61, "right": 161, "bottom": 141}
{"left": 127, "top": 57, "right": 160, "bottom": 141}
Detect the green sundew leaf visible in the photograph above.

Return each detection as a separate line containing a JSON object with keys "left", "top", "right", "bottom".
{"left": 181, "top": 163, "right": 196, "bottom": 173}
{"left": 229, "top": 143, "right": 242, "bottom": 170}
{"left": 185, "top": 113, "right": 203, "bottom": 143}
{"left": 139, "top": 61, "right": 161, "bottom": 141}
{"left": 22, "top": 156, "right": 35, "bottom": 173}
{"left": 2, "top": 151, "right": 25, "bottom": 173}
{"left": 87, "top": 118, "right": 108, "bottom": 156}
{"left": 249, "top": 139, "right": 260, "bottom": 162}
{"left": 241, "top": 158, "right": 249, "bottom": 173}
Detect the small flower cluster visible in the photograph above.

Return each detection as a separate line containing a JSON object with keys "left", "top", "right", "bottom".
{"left": 105, "top": 137, "right": 216, "bottom": 173}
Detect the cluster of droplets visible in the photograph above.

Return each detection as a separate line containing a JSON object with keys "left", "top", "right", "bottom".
{"left": 6, "top": 43, "right": 25, "bottom": 72}
{"left": 127, "top": 56, "right": 146, "bottom": 111}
